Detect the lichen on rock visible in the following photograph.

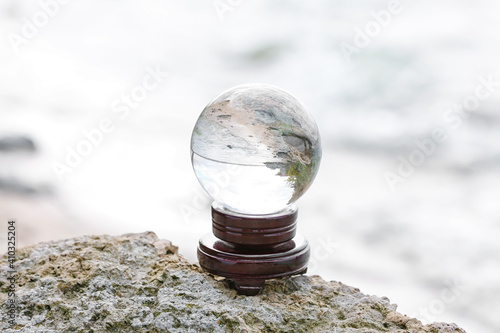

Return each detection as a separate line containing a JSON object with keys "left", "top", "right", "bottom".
{"left": 0, "top": 232, "right": 465, "bottom": 332}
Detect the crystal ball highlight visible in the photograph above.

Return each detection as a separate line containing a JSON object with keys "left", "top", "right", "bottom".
{"left": 191, "top": 83, "right": 321, "bottom": 215}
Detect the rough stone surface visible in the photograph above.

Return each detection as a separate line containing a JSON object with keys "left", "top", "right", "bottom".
{"left": 0, "top": 232, "right": 466, "bottom": 332}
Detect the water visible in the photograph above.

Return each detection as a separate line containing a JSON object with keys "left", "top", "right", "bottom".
{"left": 191, "top": 152, "right": 294, "bottom": 215}
{"left": 1, "top": 1, "right": 499, "bottom": 332}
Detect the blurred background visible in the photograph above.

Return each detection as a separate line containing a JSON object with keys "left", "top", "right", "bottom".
{"left": 0, "top": 0, "right": 499, "bottom": 332}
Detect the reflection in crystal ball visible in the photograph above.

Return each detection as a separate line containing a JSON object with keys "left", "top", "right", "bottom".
{"left": 191, "top": 83, "right": 321, "bottom": 215}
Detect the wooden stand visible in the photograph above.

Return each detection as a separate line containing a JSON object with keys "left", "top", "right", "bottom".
{"left": 198, "top": 204, "right": 310, "bottom": 295}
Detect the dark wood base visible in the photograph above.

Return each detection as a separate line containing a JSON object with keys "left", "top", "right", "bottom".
{"left": 197, "top": 205, "right": 310, "bottom": 295}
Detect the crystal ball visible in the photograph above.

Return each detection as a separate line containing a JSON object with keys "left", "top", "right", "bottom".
{"left": 191, "top": 83, "right": 321, "bottom": 215}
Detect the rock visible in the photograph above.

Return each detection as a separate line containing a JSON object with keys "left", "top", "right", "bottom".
{"left": 0, "top": 178, "right": 51, "bottom": 195}
{"left": 0, "top": 136, "right": 36, "bottom": 152}
{"left": 0, "top": 232, "right": 465, "bottom": 332}
{"left": 0, "top": 135, "right": 52, "bottom": 194}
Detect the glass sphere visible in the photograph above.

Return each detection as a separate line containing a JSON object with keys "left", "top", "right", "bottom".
{"left": 191, "top": 83, "right": 321, "bottom": 215}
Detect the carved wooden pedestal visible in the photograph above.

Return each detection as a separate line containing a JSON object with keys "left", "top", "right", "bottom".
{"left": 198, "top": 205, "right": 310, "bottom": 296}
